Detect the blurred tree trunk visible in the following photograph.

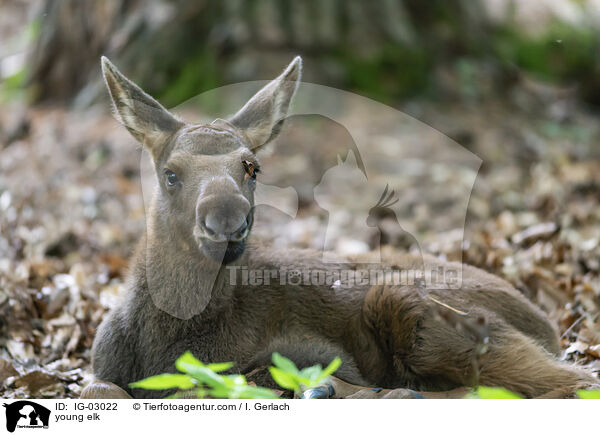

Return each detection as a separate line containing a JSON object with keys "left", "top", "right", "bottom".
{"left": 28, "top": 0, "right": 133, "bottom": 103}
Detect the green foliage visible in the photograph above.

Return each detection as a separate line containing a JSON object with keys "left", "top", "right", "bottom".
{"left": 0, "top": 70, "right": 27, "bottom": 97}
{"left": 269, "top": 352, "right": 341, "bottom": 394}
{"left": 335, "top": 44, "right": 432, "bottom": 103}
{"left": 492, "top": 22, "right": 597, "bottom": 84}
{"left": 467, "top": 386, "right": 600, "bottom": 399}
{"left": 130, "top": 351, "right": 341, "bottom": 399}
{"left": 465, "top": 386, "right": 523, "bottom": 399}
{"left": 577, "top": 390, "right": 600, "bottom": 399}
{"left": 130, "top": 374, "right": 196, "bottom": 390}
{"left": 158, "top": 49, "right": 220, "bottom": 107}
{"left": 0, "top": 18, "right": 40, "bottom": 102}
{"left": 538, "top": 121, "right": 592, "bottom": 144}
{"left": 329, "top": 20, "right": 599, "bottom": 103}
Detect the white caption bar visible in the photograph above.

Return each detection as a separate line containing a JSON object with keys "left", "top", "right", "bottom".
{"left": 0, "top": 399, "right": 594, "bottom": 434}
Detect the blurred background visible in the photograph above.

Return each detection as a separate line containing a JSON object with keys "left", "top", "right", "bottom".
{"left": 1, "top": 0, "right": 600, "bottom": 398}
{"left": 4, "top": 0, "right": 600, "bottom": 106}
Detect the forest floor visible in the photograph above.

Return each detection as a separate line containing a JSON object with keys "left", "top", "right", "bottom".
{"left": 1, "top": 86, "right": 599, "bottom": 397}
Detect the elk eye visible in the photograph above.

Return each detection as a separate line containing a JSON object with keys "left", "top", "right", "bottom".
{"left": 165, "top": 170, "right": 179, "bottom": 186}
{"left": 242, "top": 160, "right": 259, "bottom": 181}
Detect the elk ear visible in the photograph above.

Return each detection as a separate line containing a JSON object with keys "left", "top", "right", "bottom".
{"left": 101, "top": 57, "right": 183, "bottom": 158}
{"left": 230, "top": 56, "right": 302, "bottom": 149}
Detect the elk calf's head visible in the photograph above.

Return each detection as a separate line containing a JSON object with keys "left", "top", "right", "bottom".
{"left": 101, "top": 56, "right": 301, "bottom": 264}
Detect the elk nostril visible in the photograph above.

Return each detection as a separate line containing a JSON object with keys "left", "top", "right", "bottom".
{"left": 199, "top": 217, "right": 216, "bottom": 237}
{"left": 203, "top": 214, "right": 222, "bottom": 237}
{"left": 229, "top": 217, "right": 250, "bottom": 242}
{"left": 237, "top": 218, "right": 248, "bottom": 233}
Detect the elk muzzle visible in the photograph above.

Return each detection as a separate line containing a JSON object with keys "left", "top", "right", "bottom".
{"left": 196, "top": 193, "right": 251, "bottom": 241}
{"left": 194, "top": 193, "right": 252, "bottom": 263}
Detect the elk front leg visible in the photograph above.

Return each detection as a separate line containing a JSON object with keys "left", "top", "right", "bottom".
{"left": 299, "top": 376, "right": 469, "bottom": 398}
{"left": 89, "top": 306, "right": 139, "bottom": 397}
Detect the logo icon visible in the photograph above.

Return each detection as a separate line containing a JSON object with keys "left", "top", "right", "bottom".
{"left": 3, "top": 401, "right": 50, "bottom": 432}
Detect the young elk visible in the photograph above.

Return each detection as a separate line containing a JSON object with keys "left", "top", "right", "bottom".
{"left": 82, "top": 56, "right": 598, "bottom": 399}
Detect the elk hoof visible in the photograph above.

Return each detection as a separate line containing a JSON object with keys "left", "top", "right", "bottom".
{"left": 299, "top": 384, "right": 335, "bottom": 399}
{"left": 80, "top": 380, "right": 132, "bottom": 399}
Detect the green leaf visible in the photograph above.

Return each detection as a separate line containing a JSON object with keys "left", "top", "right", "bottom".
{"left": 225, "top": 374, "right": 247, "bottom": 386}
{"left": 208, "top": 386, "right": 236, "bottom": 399}
{"left": 269, "top": 367, "right": 300, "bottom": 391}
{"left": 177, "top": 362, "right": 226, "bottom": 388}
{"left": 175, "top": 351, "right": 205, "bottom": 370}
{"left": 206, "top": 362, "right": 235, "bottom": 372}
{"left": 299, "top": 366, "right": 322, "bottom": 383}
{"left": 319, "top": 357, "right": 342, "bottom": 380}
{"left": 129, "top": 374, "right": 195, "bottom": 390}
{"left": 577, "top": 389, "right": 600, "bottom": 399}
{"left": 313, "top": 357, "right": 342, "bottom": 383}
{"left": 272, "top": 352, "right": 299, "bottom": 375}
{"left": 470, "top": 386, "right": 523, "bottom": 399}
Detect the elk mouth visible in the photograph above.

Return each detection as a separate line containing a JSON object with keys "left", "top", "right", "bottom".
{"left": 201, "top": 239, "right": 247, "bottom": 265}
{"left": 194, "top": 214, "right": 253, "bottom": 264}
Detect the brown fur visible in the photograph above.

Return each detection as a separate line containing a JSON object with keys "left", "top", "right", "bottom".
{"left": 82, "top": 57, "right": 599, "bottom": 399}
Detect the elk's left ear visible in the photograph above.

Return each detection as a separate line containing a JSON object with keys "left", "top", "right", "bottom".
{"left": 230, "top": 56, "right": 302, "bottom": 149}
{"left": 101, "top": 56, "right": 183, "bottom": 159}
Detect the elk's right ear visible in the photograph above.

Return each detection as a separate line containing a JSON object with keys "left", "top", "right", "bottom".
{"left": 101, "top": 57, "right": 183, "bottom": 158}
